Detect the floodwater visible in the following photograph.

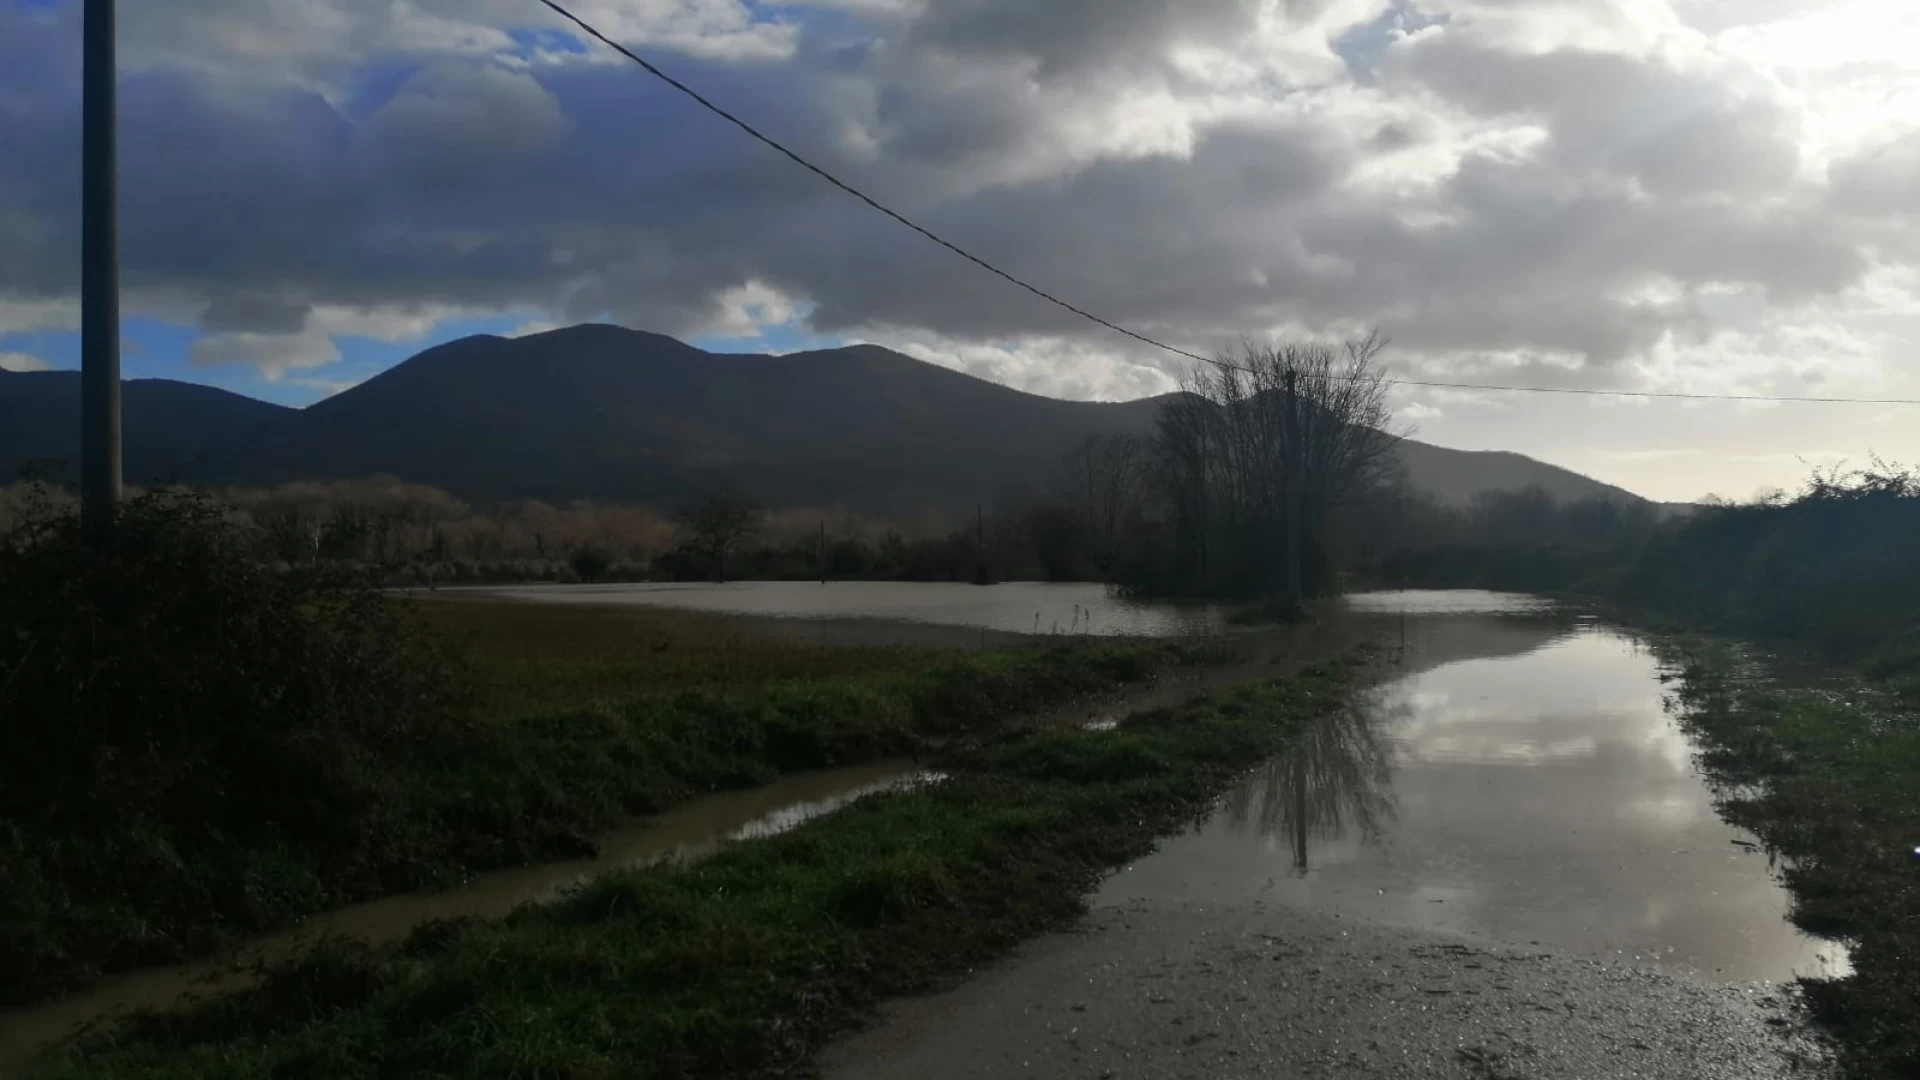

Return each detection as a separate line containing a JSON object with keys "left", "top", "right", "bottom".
{"left": 1342, "top": 588, "right": 1555, "bottom": 615}
{"left": 1100, "top": 603, "right": 1851, "bottom": 984}
{"left": 452, "top": 580, "right": 1233, "bottom": 638}
{"left": 7, "top": 589, "right": 1850, "bottom": 1071}
{"left": 0, "top": 762, "right": 931, "bottom": 1073}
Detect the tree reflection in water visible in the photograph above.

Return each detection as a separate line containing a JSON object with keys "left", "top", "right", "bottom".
{"left": 1222, "top": 688, "right": 1398, "bottom": 873}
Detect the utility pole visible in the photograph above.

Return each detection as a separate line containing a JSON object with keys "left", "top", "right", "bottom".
{"left": 81, "top": 0, "right": 122, "bottom": 526}
{"left": 819, "top": 520, "right": 827, "bottom": 584}
{"left": 1283, "top": 368, "right": 1304, "bottom": 618}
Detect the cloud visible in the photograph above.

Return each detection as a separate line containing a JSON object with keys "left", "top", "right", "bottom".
{"left": 289, "top": 374, "right": 369, "bottom": 396}
{"left": 1607, "top": 448, "right": 1704, "bottom": 461}
{"left": 0, "top": 0, "right": 1915, "bottom": 461}
{"left": 189, "top": 328, "right": 342, "bottom": 380}
{"left": 696, "top": 280, "right": 806, "bottom": 338}
{"left": 879, "top": 330, "right": 1180, "bottom": 401}
{"left": 0, "top": 352, "right": 53, "bottom": 373}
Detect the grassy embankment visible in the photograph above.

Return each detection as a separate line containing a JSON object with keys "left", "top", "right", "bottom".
{"left": 1666, "top": 641, "right": 1920, "bottom": 1080}
{"left": 25, "top": 654, "right": 1372, "bottom": 1080}
{"left": 3, "top": 581, "right": 1212, "bottom": 1009}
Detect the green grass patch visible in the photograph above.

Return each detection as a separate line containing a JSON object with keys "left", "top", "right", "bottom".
{"left": 1666, "top": 641, "right": 1920, "bottom": 1080}
{"left": 1, "top": 629, "right": 1205, "bottom": 1009}
{"left": 413, "top": 599, "right": 949, "bottom": 717}
{"left": 24, "top": 655, "right": 1372, "bottom": 1080}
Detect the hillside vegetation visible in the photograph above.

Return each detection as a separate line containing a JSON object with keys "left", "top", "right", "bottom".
{"left": 1378, "top": 463, "right": 1920, "bottom": 689}
{"left": 1, "top": 325, "right": 1649, "bottom": 516}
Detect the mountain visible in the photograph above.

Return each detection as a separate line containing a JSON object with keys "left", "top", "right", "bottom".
{"left": 213, "top": 325, "right": 1171, "bottom": 515}
{"left": 0, "top": 370, "right": 293, "bottom": 484}
{"left": 1393, "top": 441, "right": 1647, "bottom": 508}
{"left": 0, "top": 325, "right": 1650, "bottom": 515}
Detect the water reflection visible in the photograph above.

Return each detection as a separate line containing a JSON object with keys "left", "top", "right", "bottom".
{"left": 1099, "top": 612, "right": 1851, "bottom": 985}
{"left": 1343, "top": 589, "right": 1554, "bottom": 615}
{"left": 1221, "top": 690, "right": 1395, "bottom": 874}
{"left": 452, "top": 580, "right": 1235, "bottom": 638}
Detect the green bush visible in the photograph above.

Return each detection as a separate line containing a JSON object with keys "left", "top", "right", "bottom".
{"left": 566, "top": 546, "right": 614, "bottom": 582}
{"left": 0, "top": 490, "right": 460, "bottom": 824}
{"left": 0, "top": 490, "right": 469, "bottom": 1001}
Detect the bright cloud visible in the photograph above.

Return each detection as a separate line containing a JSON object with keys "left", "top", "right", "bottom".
{"left": 0, "top": 352, "right": 53, "bottom": 373}
{"left": 2, "top": 0, "right": 1919, "bottom": 498}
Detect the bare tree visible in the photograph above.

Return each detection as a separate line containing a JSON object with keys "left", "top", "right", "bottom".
{"left": 1060, "top": 434, "right": 1147, "bottom": 573}
{"left": 1146, "top": 333, "right": 1400, "bottom": 605}
{"left": 1154, "top": 385, "right": 1216, "bottom": 586}
{"left": 678, "top": 492, "right": 761, "bottom": 582}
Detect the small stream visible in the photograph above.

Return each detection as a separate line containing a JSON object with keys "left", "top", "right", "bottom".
{"left": 1100, "top": 597, "right": 1850, "bottom": 984}
{"left": 0, "top": 762, "right": 932, "bottom": 1072}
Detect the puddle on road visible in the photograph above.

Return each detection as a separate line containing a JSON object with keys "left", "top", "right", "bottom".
{"left": 0, "top": 761, "right": 930, "bottom": 1073}
{"left": 1099, "top": 613, "right": 1851, "bottom": 985}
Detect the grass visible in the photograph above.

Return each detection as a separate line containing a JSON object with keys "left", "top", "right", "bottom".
{"left": 2, "top": 598, "right": 1213, "bottom": 1009}
{"left": 413, "top": 599, "right": 946, "bottom": 718}
{"left": 24, "top": 653, "right": 1372, "bottom": 1080}
{"left": 1666, "top": 641, "right": 1920, "bottom": 1080}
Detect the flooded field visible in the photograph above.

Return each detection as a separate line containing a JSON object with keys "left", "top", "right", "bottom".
{"left": 9, "top": 590, "right": 1846, "bottom": 1075}
{"left": 1100, "top": 607, "right": 1849, "bottom": 984}
{"left": 448, "top": 580, "right": 1233, "bottom": 637}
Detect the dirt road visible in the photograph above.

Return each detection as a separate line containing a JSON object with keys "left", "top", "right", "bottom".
{"left": 823, "top": 902, "right": 1828, "bottom": 1080}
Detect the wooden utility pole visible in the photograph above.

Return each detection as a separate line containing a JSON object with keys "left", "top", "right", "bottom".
{"left": 81, "top": 0, "right": 122, "bottom": 526}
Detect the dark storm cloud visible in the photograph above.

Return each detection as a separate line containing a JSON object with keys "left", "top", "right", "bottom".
{"left": 904, "top": 0, "right": 1255, "bottom": 76}
{"left": 0, "top": 0, "right": 1909, "bottom": 392}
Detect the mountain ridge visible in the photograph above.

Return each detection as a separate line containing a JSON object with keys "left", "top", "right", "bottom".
{"left": 1, "top": 325, "right": 1652, "bottom": 516}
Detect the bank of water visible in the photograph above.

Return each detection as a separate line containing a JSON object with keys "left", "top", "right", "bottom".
{"left": 1101, "top": 605, "right": 1849, "bottom": 983}
{"left": 13, "top": 591, "right": 1845, "bottom": 1074}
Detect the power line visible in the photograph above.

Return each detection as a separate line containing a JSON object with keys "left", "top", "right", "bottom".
{"left": 1372, "top": 378, "right": 1920, "bottom": 406}
{"left": 534, "top": 0, "right": 1920, "bottom": 409}
{"left": 1208, "top": 361, "right": 1920, "bottom": 405}
{"left": 534, "top": 0, "right": 1209, "bottom": 366}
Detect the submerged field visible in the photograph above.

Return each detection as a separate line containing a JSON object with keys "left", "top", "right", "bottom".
{"left": 2, "top": 598, "right": 1215, "bottom": 1008}
{"left": 24, "top": 655, "right": 1375, "bottom": 1079}
{"left": 413, "top": 597, "right": 951, "bottom": 716}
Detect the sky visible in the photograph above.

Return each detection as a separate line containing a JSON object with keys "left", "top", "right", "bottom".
{"left": 3, "top": 0, "right": 1919, "bottom": 503}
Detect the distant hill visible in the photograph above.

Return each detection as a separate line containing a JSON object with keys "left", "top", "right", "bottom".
{"left": 0, "top": 370, "right": 292, "bottom": 485}
{"left": 0, "top": 325, "right": 1652, "bottom": 515}
{"left": 1394, "top": 441, "right": 1647, "bottom": 508}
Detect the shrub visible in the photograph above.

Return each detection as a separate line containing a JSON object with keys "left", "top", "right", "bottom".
{"left": 0, "top": 490, "right": 459, "bottom": 824}
{"left": 0, "top": 490, "right": 470, "bottom": 998}
{"left": 567, "top": 545, "right": 614, "bottom": 582}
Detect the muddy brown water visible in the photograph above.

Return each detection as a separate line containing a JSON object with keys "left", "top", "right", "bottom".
{"left": 1103, "top": 600, "right": 1850, "bottom": 984}
{"left": 444, "top": 579, "right": 1236, "bottom": 638}
{"left": 3, "top": 589, "right": 1846, "bottom": 1071}
{"left": 0, "top": 762, "right": 932, "bottom": 1073}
